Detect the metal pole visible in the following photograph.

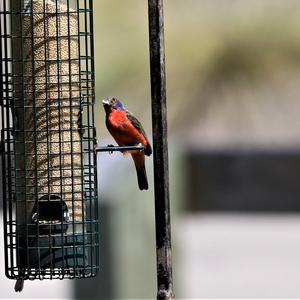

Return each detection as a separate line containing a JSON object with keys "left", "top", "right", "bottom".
{"left": 148, "top": 1, "right": 174, "bottom": 299}
{"left": 95, "top": 145, "right": 144, "bottom": 153}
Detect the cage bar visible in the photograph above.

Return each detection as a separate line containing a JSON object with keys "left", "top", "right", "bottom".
{"left": 0, "top": 0, "right": 98, "bottom": 282}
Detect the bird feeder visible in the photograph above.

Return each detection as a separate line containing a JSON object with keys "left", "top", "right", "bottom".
{"left": 0, "top": 0, "right": 98, "bottom": 283}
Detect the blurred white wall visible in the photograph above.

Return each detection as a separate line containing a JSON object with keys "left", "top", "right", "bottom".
{"left": 176, "top": 214, "right": 300, "bottom": 298}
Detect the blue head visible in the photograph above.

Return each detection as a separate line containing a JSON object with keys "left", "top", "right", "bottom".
{"left": 102, "top": 97, "right": 126, "bottom": 113}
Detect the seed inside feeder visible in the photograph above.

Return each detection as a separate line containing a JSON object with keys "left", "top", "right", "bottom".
{"left": 15, "top": 0, "right": 84, "bottom": 225}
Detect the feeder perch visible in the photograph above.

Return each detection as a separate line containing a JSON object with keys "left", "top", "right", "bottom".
{"left": 0, "top": 0, "right": 99, "bottom": 283}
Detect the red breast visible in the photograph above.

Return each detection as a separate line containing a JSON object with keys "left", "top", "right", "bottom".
{"left": 106, "top": 110, "right": 148, "bottom": 148}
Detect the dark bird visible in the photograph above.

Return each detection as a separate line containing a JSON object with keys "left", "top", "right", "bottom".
{"left": 102, "top": 98, "right": 152, "bottom": 190}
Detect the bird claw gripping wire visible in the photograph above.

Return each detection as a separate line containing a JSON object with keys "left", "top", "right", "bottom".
{"left": 137, "top": 143, "right": 143, "bottom": 153}
{"left": 106, "top": 144, "right": 115, "bottom": 154}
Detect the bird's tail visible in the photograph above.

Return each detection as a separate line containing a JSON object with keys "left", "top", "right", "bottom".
{"left": 133, "top": 154, "right": 148, "bottom": 190}
{"left": 135, "top": 164, "right": 148, "bottom": 190}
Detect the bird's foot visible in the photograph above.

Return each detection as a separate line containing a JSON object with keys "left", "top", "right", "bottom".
{"left": 107, "top": 144, "right": 115, "bottom": 154}
{"left": 137, "top": 143, "right": 144, "bottom": 153}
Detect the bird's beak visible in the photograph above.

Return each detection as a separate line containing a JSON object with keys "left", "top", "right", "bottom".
{"left": 102, "top": 98, "right": 110, "bottom": 106}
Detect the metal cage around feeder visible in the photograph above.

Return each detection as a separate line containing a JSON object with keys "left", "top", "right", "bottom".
{"left": 0, "top": 0, "right": 98, "bottom": 282}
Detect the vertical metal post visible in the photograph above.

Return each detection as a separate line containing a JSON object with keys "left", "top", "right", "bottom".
{"left": 148, "top": 1, "right": 174, "bottom": 299}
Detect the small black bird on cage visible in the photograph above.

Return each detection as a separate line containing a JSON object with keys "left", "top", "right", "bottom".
{"left": 102, "top": 98, "right": 152, "bottom": 190}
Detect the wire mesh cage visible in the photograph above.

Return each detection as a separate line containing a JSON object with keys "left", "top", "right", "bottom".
{"left": 0, "top": 0, "right": 98, "bottom": 282}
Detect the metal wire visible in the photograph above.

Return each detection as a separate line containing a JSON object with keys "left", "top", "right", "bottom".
{"left": 96, "top": 145, "right": 144, "bottom": 153}
{"left": 0, "top": 0, "right": 98, "bottom": 281}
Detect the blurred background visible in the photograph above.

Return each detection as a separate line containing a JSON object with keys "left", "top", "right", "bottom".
{"left": 2, "top": 0, "right": 300, "bottom": 298}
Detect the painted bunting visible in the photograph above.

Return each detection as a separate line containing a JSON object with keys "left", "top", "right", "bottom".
{"left": 102, "top": 98, "right": 152, "bottom": 190}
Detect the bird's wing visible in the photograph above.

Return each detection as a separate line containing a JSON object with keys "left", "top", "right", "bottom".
{"left": 126, "top": 112, "right": 152, "bottom": 156}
